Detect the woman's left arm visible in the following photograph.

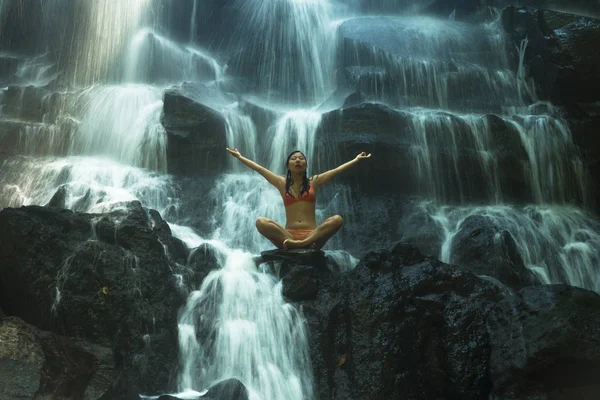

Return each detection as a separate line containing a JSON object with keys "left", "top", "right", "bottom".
{"left": 312, "top": 152, "right": 371, "bottom": 189}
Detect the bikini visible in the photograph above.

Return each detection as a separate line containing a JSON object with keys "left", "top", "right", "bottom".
{"left": 284, "top": 186, "right": 316, "bottom": 240}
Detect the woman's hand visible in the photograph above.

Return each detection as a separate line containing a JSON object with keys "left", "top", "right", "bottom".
{"left": 355, "top": 151, "right": 372, "bottom": 160}
{"left": 226, "top": 147, "right": 241, "bottom": 159}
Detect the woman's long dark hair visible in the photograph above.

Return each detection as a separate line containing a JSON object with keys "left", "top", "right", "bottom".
{"left": 285, "top": 150, "right": 310, "bottom": 199}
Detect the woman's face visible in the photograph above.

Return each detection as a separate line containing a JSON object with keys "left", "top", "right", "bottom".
{"left": 287, "top": 152, "right": 307, "bottom": 173}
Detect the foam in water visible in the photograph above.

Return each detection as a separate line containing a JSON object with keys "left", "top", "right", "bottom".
{"left": 427, "top": 203, "right": 600, "bottom": 291}
{"left": 0, "top": 156, "right": 177, "bottom": 213}
{"left": 68, "top": 85, "right": 167, "bottom": 171}
{"left": 177, "top": 250, "right": 314, "bottom": 400}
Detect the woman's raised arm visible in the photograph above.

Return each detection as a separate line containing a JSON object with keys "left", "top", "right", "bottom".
{"left": 226, "top": 148, "right": 284, "bottom": 191}
{"left": 312, "top": 152, "right": 372, "bottom": 189}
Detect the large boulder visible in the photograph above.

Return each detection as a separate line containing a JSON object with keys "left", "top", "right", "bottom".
{"left": 502, "top": 7, "right": 600, "bottom": 106}
{"left": 449, "top": 215, "right": 538, "bottom": 289}
{"left": 284, "top": 244, "right": 600, "bottom": 399}
{"left": 316, "top": 103, "right": 530, "bottom": 203}
{"left": 502, "top": 7, "right": 600, "bottom": 214}
{"left": 161, "top": 85, "right": 229, "bottom": 177}
{"left": 0, "top": 203, "right": 190, "bottom": 398}
{"left": 0, "top": 316, "right": 115, "bottom": 400}
{"left": 566, "top": 103, "right": 600, "bottom": 214}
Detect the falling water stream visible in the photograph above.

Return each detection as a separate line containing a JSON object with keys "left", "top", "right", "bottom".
{"left": 1, "top": 0, "right": 599, "bottom": 398}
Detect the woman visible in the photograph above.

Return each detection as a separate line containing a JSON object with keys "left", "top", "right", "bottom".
{"left": 225, "top": 147, "right": 372, "bottom": 249}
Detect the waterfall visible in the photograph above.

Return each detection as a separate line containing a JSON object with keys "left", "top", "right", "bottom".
{"left": 2, "top": 0, "right": 600, "bottom": 398}
{"left": 177, "top": 250, "right": 314, "bottom": 399}
{"left": 227, "top": 0, "right": 337, "bottom": 104}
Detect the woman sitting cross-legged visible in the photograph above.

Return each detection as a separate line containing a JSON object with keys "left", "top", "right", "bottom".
{"left": 226, "top": 148, "right": 372, "bottom": 250}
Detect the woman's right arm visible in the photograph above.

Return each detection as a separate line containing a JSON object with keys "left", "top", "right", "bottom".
{"left": 226, "top": 148, "right": 284, "bottom": 191}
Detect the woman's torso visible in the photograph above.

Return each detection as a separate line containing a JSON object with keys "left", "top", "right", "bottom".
{"left": 281, "top": 185, "right": 317, "bottom": 229}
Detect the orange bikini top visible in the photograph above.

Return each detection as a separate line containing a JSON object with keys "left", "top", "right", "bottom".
{"left": 283, "top": 186, "right": 316, "bottom": 207}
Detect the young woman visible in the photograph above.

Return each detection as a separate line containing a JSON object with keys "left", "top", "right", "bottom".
{"left": 225, "top": 147, "right": 371, "bottom": 249}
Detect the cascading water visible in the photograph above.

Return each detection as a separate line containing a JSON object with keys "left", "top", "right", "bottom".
{"left": 226, "top": 0, "right": 338, "bottom": 104}
{"left": 359, "top": 14, "right": 600, "bottom": 289}
{"left": 2, "top": 0, "right": 600, "bottom": 398}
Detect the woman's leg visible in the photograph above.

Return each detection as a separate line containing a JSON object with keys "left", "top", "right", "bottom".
{"left": 256, "top": 217, "right": 294, "bottom": 248}
{"left": 283, "top": 215, "right": 343, "bottom": 250}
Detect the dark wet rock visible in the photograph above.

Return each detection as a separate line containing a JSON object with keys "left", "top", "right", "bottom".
{"left": 316, "top": 88, "right": 365, "bottom": 113}
{"left": 202, "top": 378, "right": 249, "bottom": 400}
{"left": 169, "top": 176, "right": 217, "bottom": 235}
{"left": 335, "top": 189, "right": 408, "bottom": 258}
{"left": 239, "top": 97, "right": 280, "bottom": 138}
{"left": 161, "top": 86, "right": 228, "bottom": 177}
{"left": 494, "top": 0, "right": 600, "bottom": 20}
{"left": 564, "top": 102, "right": 600, "bottom": 215}
{"left": 423, "top": 0, "right": 481, "bottom": 20}
{"left": 315, "top": 103, "right": 413, "bottom": 195}
{"left": 489, "top": 284, "right": 600, "bottom": 398}
{"left": 502, "top": 7, "right": 600, "bottom": 105}
{"left": 260, "top": 248, "right": 328, "bottom": 268}
{"left": 449, "top": 215, "right": 538, "bottom": 289}
{"left": 155, "top": 378, "right": 249, "bottom": 400}
{"left": 0, "top": 317, "right": 45, "bottom": 399}
{"left": 316, "top": 103, "right": 531, "bottom": 203}
{"left": 397, "top": 202, "right": 446, "bottom": 258}
{"left": 187, "top": 243, "right": 222, "bottom": 289}
{"left": 0, "top": 316, "right": 114, "bottom": 400}
{"left": 282, "top": 265, "right": 321, "bottom": 301}
{"left": 0, "top": 204, "right": 186, "bottom": 397}
{"left": 1, "top": 85, "right": 48, "bottom": 122}
{"left": 284, "top": 244, "right": 600, "bottom": 400}
{"left": 337, "top": 16, "right": 519, "bottom": 111}
{"left": 0, "top": 120, "right": 57, "bottom": 157}
{"left": 46, "top": 185, "right": 69, "bottom": 209}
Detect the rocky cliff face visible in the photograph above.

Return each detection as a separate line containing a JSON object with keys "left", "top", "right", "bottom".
{"left": 281, "top": 243, "right": 600, "bottom": 400}
{"left": 0, "top": 203, "right": 189, "bottom": 399}
{"left": 501, "top": 6, "right": 600, "bottom": 214}
{"left": 3, "top": 206, "right": 600, "bottom": 399}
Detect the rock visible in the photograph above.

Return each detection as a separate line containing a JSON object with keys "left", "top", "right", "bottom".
{"left": 239, "top": 97, "right": 279, "bottom": 138}
{"left": 260, "top": 248, "right": 327, "bottom": 268}
{"left": 494, "top": 0, "right": 600, "bottom": 20}
{"left": 489, "top": 284, "right": 600, "bottom": 398}
{"left": 316, "top": 103, "right": 531, "bottom": 202}
{"left": 187, "top": 243, "right": 222, "bottom": 290}
{"left": 449, "top": 215, "right": 538, "bottom": 289}
{"left": 202, "top": 378, "right": 249, "bottom": 400}
{"left": 337, "top": 190, "right": 408, "bottom": 258}
{"left": 281, "top": 265, "right": 321, "bottom": 301}
{"left": 0, "top": 205, "right": 186, "bottom": 397}
{"left": 337, "top": 16, "right": 520, "bottom": 111}
{"left": 161, "top": 86, "right": 228, "bottom": 177}
{"left": 564, "top": 102, "right": 600, "bottom": 215}
{"left": 155, "top": 378, "right": 249, "bottom": 400}
{"left": 46, "top": 185, "right": 69, "bottom": 209}
{"left": 1, "top": 85, "right": 46, "bottom": 122}
{"left": 0, "top": 316, "right": 115, "bottom": 400}
{"left": 397, "top": 202, "right": 446, "bottom": 258}
{"left": 290, "top": 244, "right": 600, "bottom": 400}
{"left": 0, "top": 317, "right": 45, "bottom": 399}
{"left": 502, "top": 7, "right": 600, "bottom": 105}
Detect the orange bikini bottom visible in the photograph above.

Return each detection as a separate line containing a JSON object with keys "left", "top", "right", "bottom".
{"left": 286, "top": 228, "right": 314, "bottom": 241}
